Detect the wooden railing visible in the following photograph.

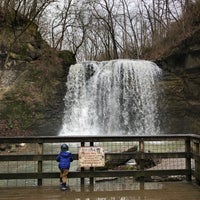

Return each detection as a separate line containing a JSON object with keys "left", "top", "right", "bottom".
{"left": 0, "top": 134, "right": 200, "bottom": 186}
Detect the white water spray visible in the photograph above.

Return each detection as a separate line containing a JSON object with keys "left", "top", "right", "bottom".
{"left": 59, "top": 59, "right": 162, "bottom": 136}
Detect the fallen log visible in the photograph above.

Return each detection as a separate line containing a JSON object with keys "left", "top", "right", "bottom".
{"left": 97, "top": 146, "right": 159, "bottom": 170}
{"left": 97, "top": 145, "right": 138, "bottom": 170}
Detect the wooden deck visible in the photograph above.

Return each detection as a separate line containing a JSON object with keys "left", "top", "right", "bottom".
{"left": 0, "top": 181, "right": 200, "bottom": 200}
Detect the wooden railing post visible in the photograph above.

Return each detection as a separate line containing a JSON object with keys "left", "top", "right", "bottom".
{"left": 90, "top": 141, "right": 94, "bottom": 185}
{"left": 139, "top": 139, "right": 145, "bottom": 189}
{"left": 185, "top": 137, "right": 191, "bottom": 181}
{"left": 37, "top": 142, "right": 43, "bottom": 186}
{"left": 80, "top": 142, "right": 85, "bottom": 186}
{"left": 194, "top": 141, "right": 200, "bottom": 185}
{"left": 139, "top": 139, "right": 145, "bottom": 171}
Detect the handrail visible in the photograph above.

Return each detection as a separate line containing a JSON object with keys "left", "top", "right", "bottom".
{"left": 0, "top": 134, "right": 200, "bottom": 187}
{"left": 0, "top": 134, "right": 193, "bottom": 141}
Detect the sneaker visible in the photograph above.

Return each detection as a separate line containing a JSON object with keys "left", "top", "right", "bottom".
{"left": 61, "top": 183, "right": 67, "bottom": 191}
{"left": 61, "top": 186, "right": 67, "bottom": 191}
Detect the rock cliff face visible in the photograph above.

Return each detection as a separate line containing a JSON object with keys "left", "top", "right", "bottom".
{"left": 0, "top": 19, "right": 76, "bottom": 136}
{"left": 155, "top": 28, "right": 200, "bottom": 134}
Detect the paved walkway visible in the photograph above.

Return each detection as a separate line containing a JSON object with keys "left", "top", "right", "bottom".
{"left": 0, "top": 181, "right": 200, "bottom": 200}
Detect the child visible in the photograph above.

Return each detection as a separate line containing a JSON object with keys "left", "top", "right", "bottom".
{"left": 56, "top": 144, "right": 73, "bottom": 191}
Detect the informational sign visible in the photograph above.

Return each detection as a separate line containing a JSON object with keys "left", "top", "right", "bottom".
{"left": 78, "top": 146, "right": 105, "bottom": 167}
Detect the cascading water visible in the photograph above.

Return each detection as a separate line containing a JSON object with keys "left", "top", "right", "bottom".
{"left": 59, "top": 59, "right": 162, "bottom": 136}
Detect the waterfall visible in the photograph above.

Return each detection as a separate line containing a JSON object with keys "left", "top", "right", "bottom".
{"left": 59, "top": 59, "right": 162, "bottom": 136}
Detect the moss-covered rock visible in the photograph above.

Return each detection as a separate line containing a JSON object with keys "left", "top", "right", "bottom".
{"left": 58, "top": 50, "right": 76, "bottom": 76}
{"left": 58, "top": 50, "right": 76, "bottom": 66}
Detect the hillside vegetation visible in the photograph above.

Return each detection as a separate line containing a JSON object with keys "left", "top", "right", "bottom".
{"left": 154, "top": 3, "right": 198, "bottom": 56}
{"left": 0, "top": 8, "right": 75, "bottom": 136}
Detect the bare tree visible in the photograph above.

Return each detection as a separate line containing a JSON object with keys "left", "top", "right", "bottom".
{"left": 13, "top": 0, "right": 192, "bottom": 61}
{"left": 87, "top": 0, "right": 119, "bottom": 59}
{"left": 48, "top": 0, "right": 74, "bottom": 50}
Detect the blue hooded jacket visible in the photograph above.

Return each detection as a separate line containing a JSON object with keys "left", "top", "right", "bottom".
{"left": 56, "top": 151, "right": 73, "bottom": 169}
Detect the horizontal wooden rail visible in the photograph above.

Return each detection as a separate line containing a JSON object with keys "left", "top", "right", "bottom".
{"left": 0, "top": 169, "right": 189, "bottom": 179}
{"left": 0, "top": 134, "right": 195, "bottom": 143}
{"left": 0, "top": 152, "right": 189, "bottom": 161}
